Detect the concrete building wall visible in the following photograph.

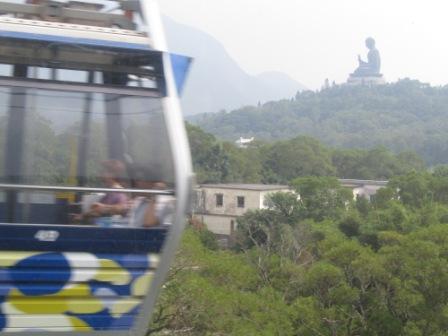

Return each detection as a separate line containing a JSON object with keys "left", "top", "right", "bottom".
{"left": 194, "top": 182, "right": 387, "bottom": 239}
{"left": 202, "top": 187, "right": 262, "bottom": 216}
{"left": 194, "top": 185, "right": 292, "bottom": 239}
{"left": 197, "top": 214, "right": 237, "bottom": 236}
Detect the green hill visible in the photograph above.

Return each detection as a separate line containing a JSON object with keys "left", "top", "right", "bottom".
{"left": 190, "top": 79, "right": 448, "bottom": 165}
{"left": 186, "top": 124, "right": 425, "bottom": 184}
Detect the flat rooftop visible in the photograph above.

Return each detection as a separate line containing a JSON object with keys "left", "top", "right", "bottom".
{"left": 199, "top": 184, "right": 291, "bottom": 191}
{"left": 339, "top": 179, "right": 389, "bottom": 187}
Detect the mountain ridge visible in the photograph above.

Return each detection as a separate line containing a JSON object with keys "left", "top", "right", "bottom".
{"left": 163, "top": 16, "right": 307, "bottom": 115}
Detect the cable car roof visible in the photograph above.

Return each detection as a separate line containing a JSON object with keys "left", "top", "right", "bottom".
{"left": 0, "top": 16, "right": 153, "bottom": 51}
{"left": 0, "top": 16, "right": 192, "bottom": 94}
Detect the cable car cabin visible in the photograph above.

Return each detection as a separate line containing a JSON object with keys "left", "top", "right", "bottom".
{"left": 0, "top": 1, "right": 193, "bottom": 334}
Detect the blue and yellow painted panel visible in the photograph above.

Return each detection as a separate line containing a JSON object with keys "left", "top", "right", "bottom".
{"left": 0, "top": 251, "right": 158, "bottom": 332}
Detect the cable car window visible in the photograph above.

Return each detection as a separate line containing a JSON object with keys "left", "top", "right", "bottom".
{"left": 0, "top": 64, "right": 12, "bottom": 77}
{"left": 33, "top": 67, "right": 52, "bottom": 80}
{"left": 56, "top": 69, "right": 89, "bottom": 83}
{"left": 1, "top": 82, "right": 175, "bottom": 228}
{"left": 20, "top": 90, "right": 78, "bottom": 186}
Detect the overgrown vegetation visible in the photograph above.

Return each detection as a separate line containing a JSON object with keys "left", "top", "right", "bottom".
{"left": 151, "top": 120, "right": 448, "bottom": 334}
{"left": 151, "top": 172, "right": 448, "bottom": 335}
{"left": 187, "top": 123, "right": 425, "bottom": 184}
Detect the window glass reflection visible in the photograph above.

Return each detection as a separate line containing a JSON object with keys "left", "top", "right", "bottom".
{"left": 0, "top": 84, "right": 175, "bottom": 228}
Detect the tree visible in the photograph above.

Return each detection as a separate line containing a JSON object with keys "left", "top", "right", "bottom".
{"left": 389, "top": 172, "right": 433, "bottom": 208}
{"left": 221, "top": 141, "right": 262, "bottom": 183}
{"left": 262, "top": 136, "right": 336, "bottom": 184}
{"left": 152, "top": 172, "right": 448, "bottom": 336}
{"left": 333, "top": 148, "right": 425, "bottom": 180}
{"left": 186, "top": 123, "right": 230, "bottom": 183}
{"left": 150, "top": 228, "right": 294, "bottom": 335}
{"left": 292, "top": 176, "right": 353, "bottom": 221}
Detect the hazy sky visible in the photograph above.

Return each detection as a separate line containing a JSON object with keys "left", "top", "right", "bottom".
{"left": 159, "top": 0, "right": 448, "bottom": 89}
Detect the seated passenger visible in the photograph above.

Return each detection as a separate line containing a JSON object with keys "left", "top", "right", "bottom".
{"left": 83, "top": 160, "right": 130, "bottom": 219}
{"left": 128, "top": 167, "right": 174, "bottom": 228}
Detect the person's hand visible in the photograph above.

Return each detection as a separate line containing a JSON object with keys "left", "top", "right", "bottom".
{"left": 90, "top": 202, "right": 106, "bottom": 216}
{"left": 69, "top": 213, "right": 83, "bottom": 223}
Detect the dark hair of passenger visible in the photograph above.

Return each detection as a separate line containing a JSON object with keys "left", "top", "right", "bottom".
{"left": 101, "top": 160, "right": 128, "bottom": 185}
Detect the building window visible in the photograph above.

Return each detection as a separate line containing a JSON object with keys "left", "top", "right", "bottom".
{"left": 237, "top": 196, "right": 245, "bottom": 208}
{"left": 216, "top": 193, "right": 224, "bottom": 207}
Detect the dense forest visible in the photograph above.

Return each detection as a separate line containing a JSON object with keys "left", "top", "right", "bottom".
{"left": 145, "top": 124, "right": 448, "bottom": 335}
{"left": 187, "top": 123, "right": 426, "bottom": 184}
{"left": 190, "top": 79, "right": 448, "bottom": 165}
{"left": 151, "top": 171, "right": 448, "bottom": 335}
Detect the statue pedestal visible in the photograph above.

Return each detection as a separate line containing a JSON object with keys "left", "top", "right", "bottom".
{"left": 347, "top": 74, "right": 386, "bottom": 86}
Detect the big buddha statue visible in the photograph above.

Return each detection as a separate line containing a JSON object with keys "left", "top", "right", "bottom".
{"left": 348, "top": 37, "right": 385, "bottom": 84}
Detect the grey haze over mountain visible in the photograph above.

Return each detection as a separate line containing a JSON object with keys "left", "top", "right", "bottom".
{"left": 163, "top": 17, "right": 307, "bottom": 115}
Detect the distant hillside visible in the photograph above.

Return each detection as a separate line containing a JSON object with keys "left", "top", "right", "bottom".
{"left": 163, "top": 17, "right": 307, "bottom": 115}
{"left": 190, "top": 79, "right": 448, "bottom": 165}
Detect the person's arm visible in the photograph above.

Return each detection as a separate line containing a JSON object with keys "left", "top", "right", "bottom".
{"left": 89, "top": 192, "right": 130, "bottom": 216}
{"left": 142, "top": 197, "right": 159, "bottom": 227}
{"left": 87, "top": 201, "right": 130, "bottom": 217}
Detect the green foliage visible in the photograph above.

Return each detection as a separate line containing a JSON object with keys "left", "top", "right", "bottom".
{"left": 390, "top": 172, "right": 433, "bottom": 208}
{"left": 333, "top": 147, "right": 425, "bottom": 180}
{"left": 150, "top": 228, "right": 293, "bottom": 335}
{"left": 432, "top": 165, "right": 448, "bottom": 177}
{"left": 186, "top": 123, "right": 425, "bottom": 184}
{"left": 187, "top": 123, "right": 231, "bottom": 183}
{"left": 191, "top": 79, "right": 448, "bottom": 166}
{"left": 152, "top": 171, "right": 448, "bottom": 335}
{"left": 261, "top": 136, "right": 335, "bottom": 183}
{"left": 338, "top": 212, "right": 361, "bottom": 238}
{"left": 292, "top": 176, "right": 353, "bottom": 221}
{"left": 186, "top": 123, "right": 263, "bottom": 183}
{"left": 3, "top": 73, "right": 447, "bottom": 335}
{"left": 197, "top": 228, "right": 219, "bottom": 251}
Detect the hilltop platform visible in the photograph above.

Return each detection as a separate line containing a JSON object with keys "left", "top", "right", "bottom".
{"left": 347, "top": 74, "right": 386, "bottom": 85}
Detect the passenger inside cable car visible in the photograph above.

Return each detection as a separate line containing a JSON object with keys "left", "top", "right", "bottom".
{"left": 127, "top": 165, "right": 175, "bottom": 228}
{"left": 73, "top": 163, "right": 175, "bottom": 228}
{"left": 74, "top": 159, "right": 130, "bottom": 223}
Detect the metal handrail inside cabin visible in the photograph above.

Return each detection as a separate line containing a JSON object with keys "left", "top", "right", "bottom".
{"left": 0, "top": 183, "right": 175, "bottom": 196}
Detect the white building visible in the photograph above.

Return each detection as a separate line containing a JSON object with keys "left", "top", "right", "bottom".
{"left": 193, "top": 184, "right": 290, "bottom": 237}
{"left": 192, "top": 180, "right": 388, "bottom": 246}
{"left": 339, "top": 179, "right": 388, "bottom": 200}
{"left": 235, "top": 137, "right": 254, "bottom": 148}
